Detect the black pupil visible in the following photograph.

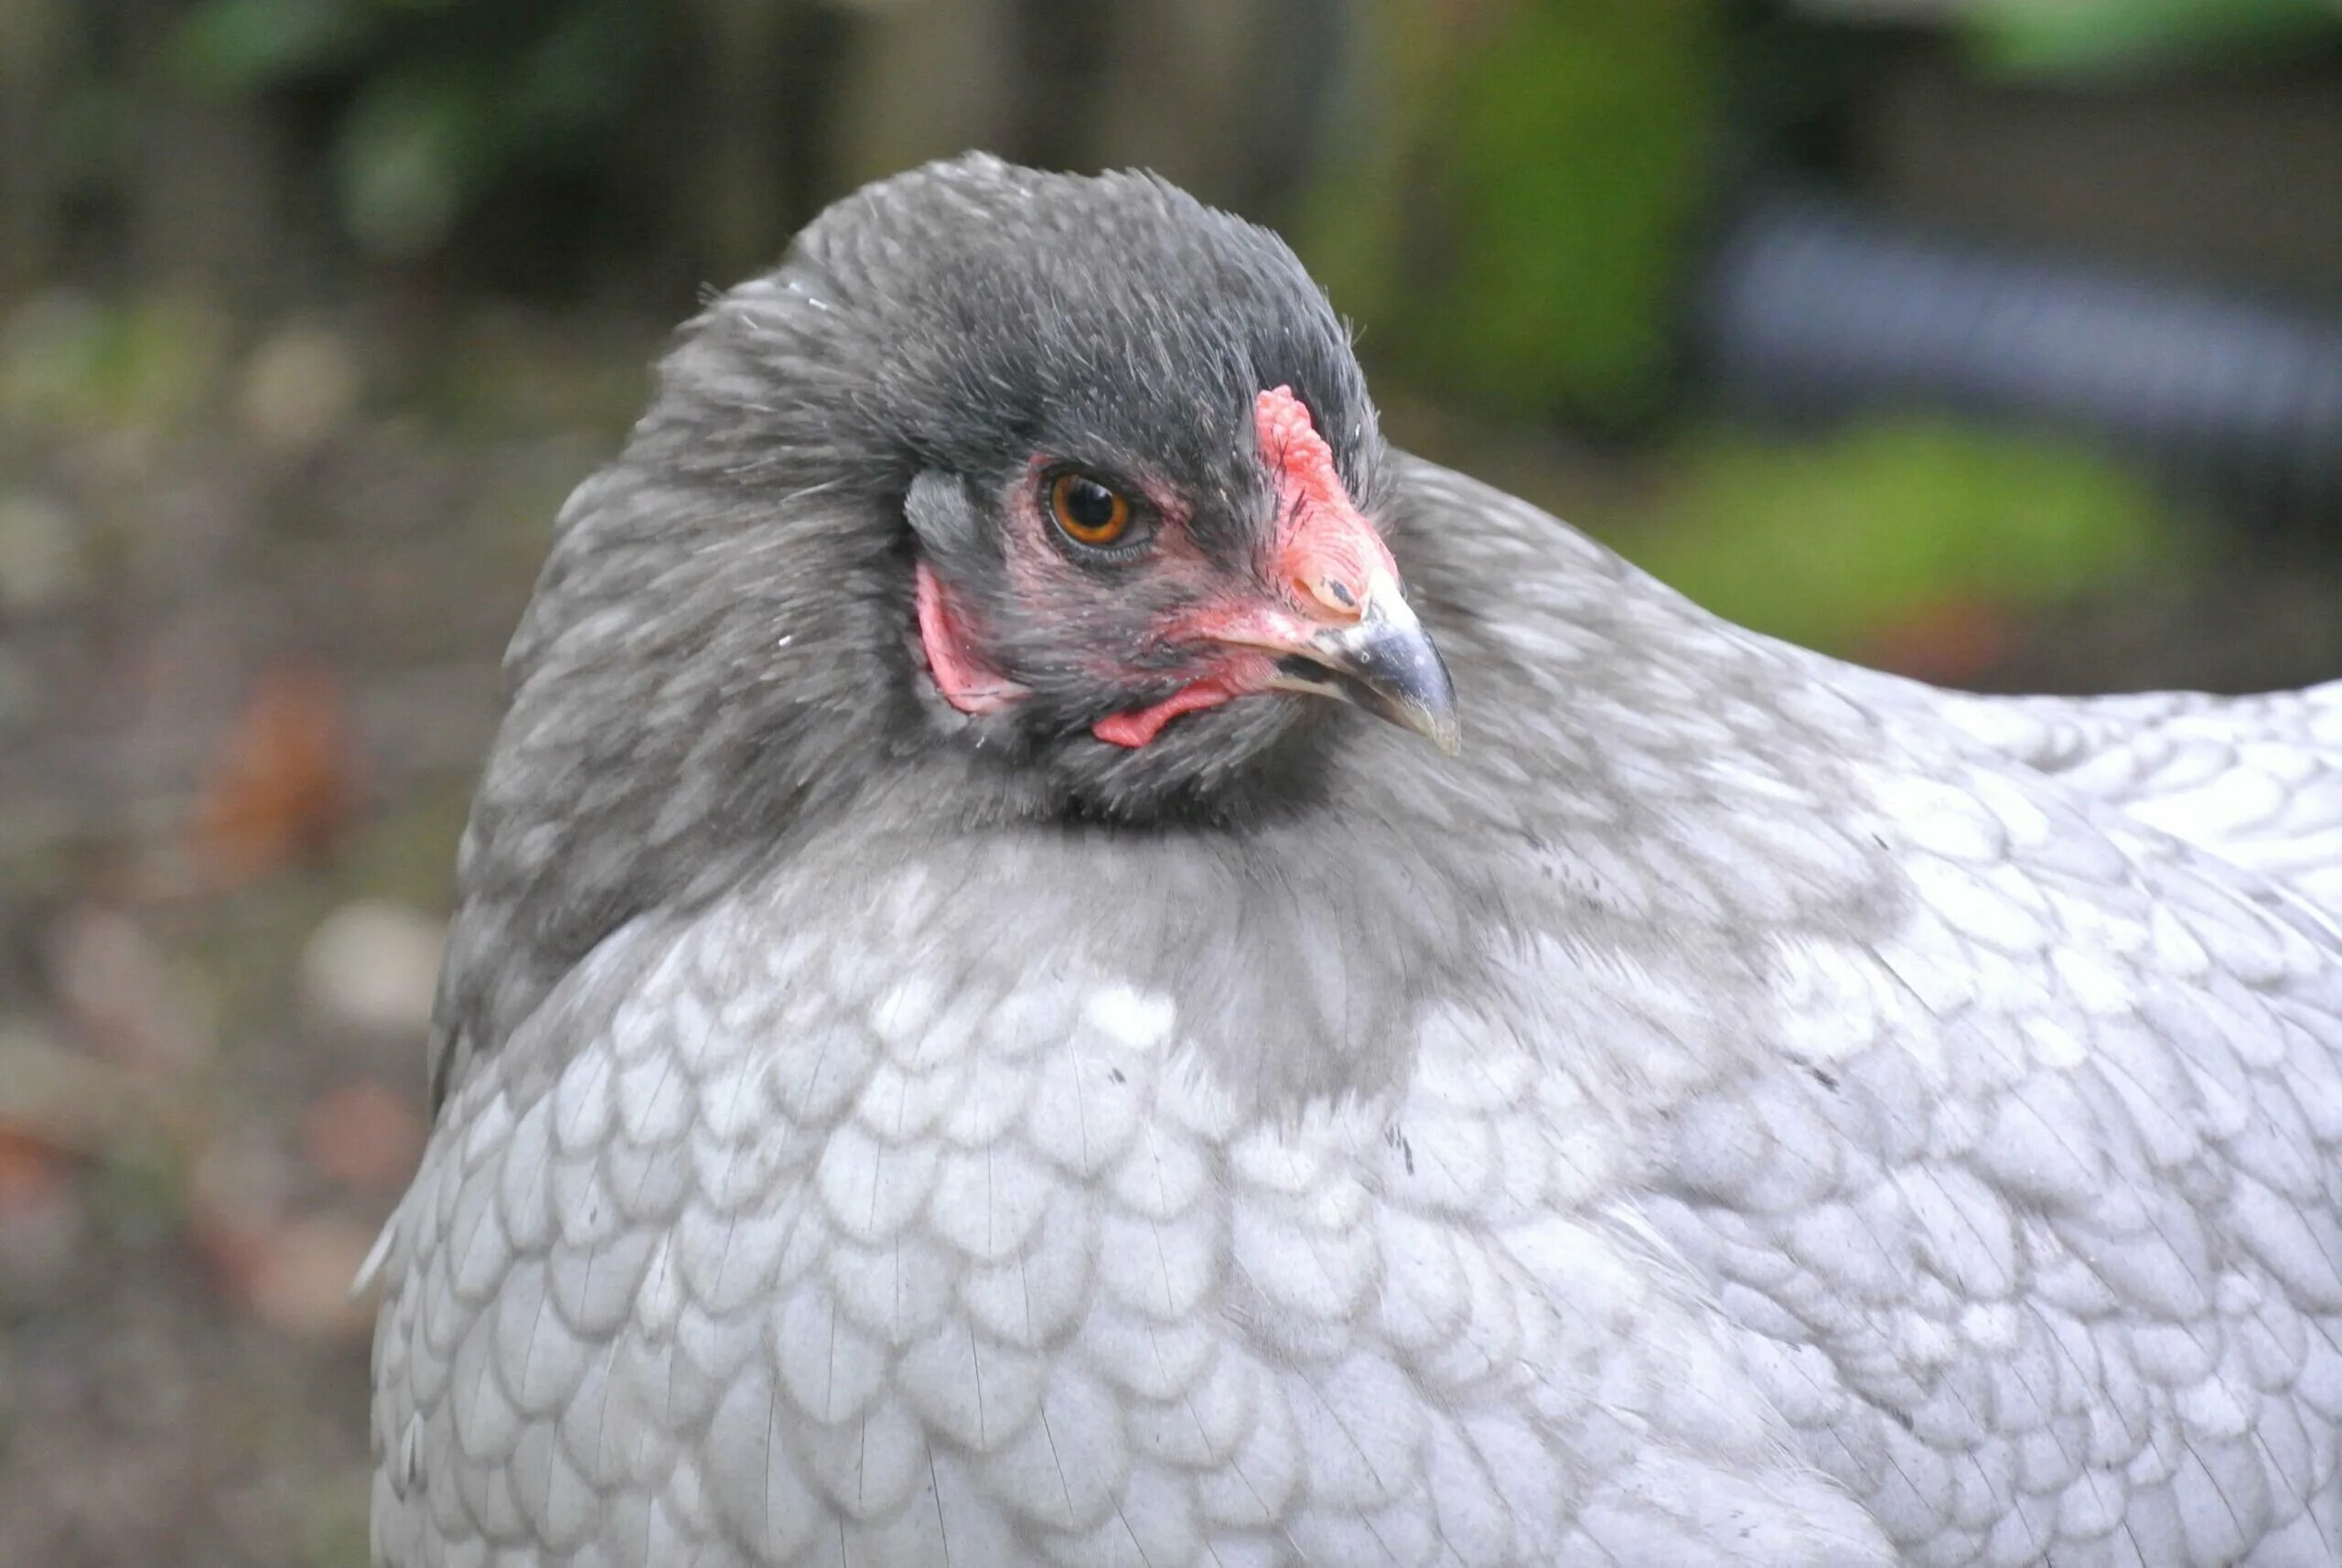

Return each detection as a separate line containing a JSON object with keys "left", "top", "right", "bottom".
{"left": 1063, "top": 478, "right": 1120, "bottom": 532}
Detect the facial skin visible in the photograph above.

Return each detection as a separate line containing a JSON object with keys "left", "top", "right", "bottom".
{"left": 913, "top": 385, "right": 1455, "bottom": 761}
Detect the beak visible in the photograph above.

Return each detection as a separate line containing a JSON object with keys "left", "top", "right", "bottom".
{"left": 1176, "top": 385, "right": 1461, "bottom": 755}
{"left": 1256, "top": 570, "right": 1461, "bottom": 755}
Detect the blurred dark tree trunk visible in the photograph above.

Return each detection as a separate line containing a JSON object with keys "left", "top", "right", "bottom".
{"left": 1085, "top": 0, "right": 1345, "bottom": 218}
{"left": 0, "top": 0, "right": 73, "bottom": 297}
{"left": 0, "top": 0, "right": 1348, "bottom": 317}
{"left": 688, "top": 0, "right": 814, "bottom": 282}
{"left": 593, "top": 0, "right": 858, "bottom": 308}
{"left": 831, "top": 0, "right": 1017, "bottom": 190}
{"left": 1005, "top": 0, "right": 1345, "bottom": 218}
{"left": 121, "top": 0, "right": 288, "bottom": 313}
{"left": 1007, "top": 0, "right": 1114, "bottom": 173}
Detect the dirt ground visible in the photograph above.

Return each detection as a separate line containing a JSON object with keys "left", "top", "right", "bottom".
{"left": 0, "top": 299, "right": 648, "bottom": 1567}
{"left": 4, "top": 297, "right": 2339, "bottom": 1568}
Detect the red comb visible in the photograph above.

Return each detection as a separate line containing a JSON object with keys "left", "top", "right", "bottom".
{"left": 1254, "top": 387, "right": 1348, "bottom": 517}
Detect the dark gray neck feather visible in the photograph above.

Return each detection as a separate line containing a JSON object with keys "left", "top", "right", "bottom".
{"left": 427, "top": 248, "right": 1350, "bottom": 1099}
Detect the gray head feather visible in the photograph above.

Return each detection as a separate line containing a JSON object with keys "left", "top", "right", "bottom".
{"left": 430, "top": 155, "right": 1391, "bottom": 1097}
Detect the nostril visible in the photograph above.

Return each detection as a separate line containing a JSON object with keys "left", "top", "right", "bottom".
{"left": 1296, "top": 573, "right": 1359, "bottom": 618}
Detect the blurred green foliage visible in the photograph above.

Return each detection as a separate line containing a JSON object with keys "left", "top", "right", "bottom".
{"left": 1617, "top": 421, "right": 2178, "bottom": 653}
{"left": 0, "top": 293, "right": 230, "bottom": 432}
{"left": 171, "top": 0, "right": 654, "bottom": 257}
{"left": 1966, "top": 0, "right": 2342, "bottom": 79}
{"left": 1305, "top": 0, "right": 1720, "bottom": 426}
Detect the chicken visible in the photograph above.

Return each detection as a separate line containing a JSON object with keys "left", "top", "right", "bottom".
{"left": 370, "top": 153, "right": 2342, "bottom": 1567}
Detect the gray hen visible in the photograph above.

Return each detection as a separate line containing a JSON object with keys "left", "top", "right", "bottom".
{"left": 370, "top": 154, "right": 2342, "bottom": 1567}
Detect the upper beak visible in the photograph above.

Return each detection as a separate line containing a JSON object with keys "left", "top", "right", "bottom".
{"left": 1181, "top": 383, "right": 1459, "bottom": 754}
{"left": 1257, "top": 572, "right": 1461, "bottom": 755}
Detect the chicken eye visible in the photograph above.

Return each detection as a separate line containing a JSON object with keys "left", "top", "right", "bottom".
{"left": 1047, "top": 472, "right": 1134, "bottom": 549}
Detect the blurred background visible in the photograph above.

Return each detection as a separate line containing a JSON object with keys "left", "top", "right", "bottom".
{"left": 2, "top": 1, "right": 2340, "bottom": 1561}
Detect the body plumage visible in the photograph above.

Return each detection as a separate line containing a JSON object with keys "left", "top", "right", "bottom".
{"left": 373, "top": 156, "right": 2342, "bottom": 1567}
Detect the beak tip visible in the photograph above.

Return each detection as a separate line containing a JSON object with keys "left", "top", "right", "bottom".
{"left": 1352, "top": 636, "right": 1460, "bottom": 757}
{"left": 1252, "top": 590, "right": 1463, "bottom": 756}
{"left": 1411, "top": 687, "right": 1463, "bottom": 757}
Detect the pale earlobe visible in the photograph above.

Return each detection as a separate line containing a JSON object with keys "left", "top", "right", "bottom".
{"left": 901, "top": 468, "right": 987, "bottom": 562}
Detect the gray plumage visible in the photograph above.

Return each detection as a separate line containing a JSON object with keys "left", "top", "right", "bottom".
{"left": 372, "top": 155, "right": 2342, "bottom": 1567}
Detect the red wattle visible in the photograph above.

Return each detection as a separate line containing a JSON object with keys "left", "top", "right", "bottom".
{"left": 915, "top": 562, "right": 1027, "bottom": 715}
{"left": 1092, "top": 654, "right": 1278, "bottom": 748}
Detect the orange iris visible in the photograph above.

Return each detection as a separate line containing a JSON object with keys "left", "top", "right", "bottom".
{"left": 1048, "top": 472, "right": 1133, "bottom": 547}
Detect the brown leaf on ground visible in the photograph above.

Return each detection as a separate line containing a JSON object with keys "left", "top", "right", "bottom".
{"left": 188, "top": 1125, "right": 295, "bottom": 1236}
{"left": 235, "top": 1215, "right": 381, "bottom": 1341}
{"left": 191, "top": 666, "right": 355, "bottom": 887}
{"left": 299, "top": 1079, "right": 424, "bottom": 1195}
{"left": 0, "top": 1126, "right": 69, "bottom": 1219}
{"left": 0, "top": 1022, "right": 171, "bottom": 1155}
{"left": 0, "top": 1126, "right": 83, "bottom": 1305}
{"left": 47, "top": 905, "right": 210, "bottom": 1074}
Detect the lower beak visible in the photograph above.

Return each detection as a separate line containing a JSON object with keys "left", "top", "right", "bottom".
{"left": 1261, "top": 589, "right": 1461, "bottom": 755}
